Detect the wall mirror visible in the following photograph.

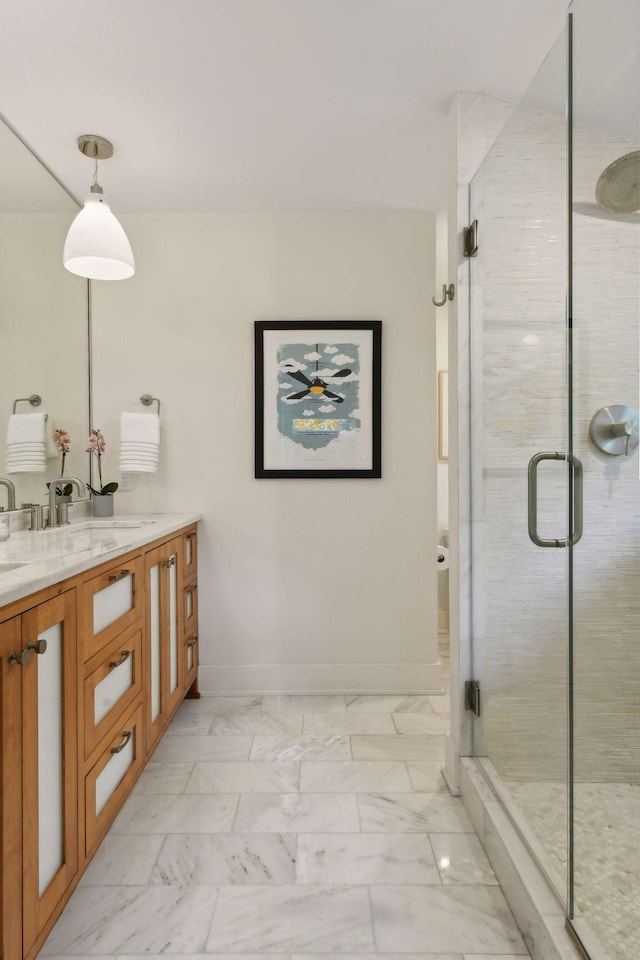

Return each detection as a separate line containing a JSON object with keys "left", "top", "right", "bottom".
{"left": 0, "top": 116, "right": 89, "bottom": 510}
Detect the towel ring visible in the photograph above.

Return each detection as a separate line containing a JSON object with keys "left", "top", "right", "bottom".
{"left": 140, "top": 394, "right": 161, "bottom": 415}
{"left": 13, "top": 394, "right": 42, "bottom": 413}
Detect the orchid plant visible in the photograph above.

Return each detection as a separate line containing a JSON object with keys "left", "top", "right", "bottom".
{"left": 51, "top": 428, "right": 72, "bottom": 497}
{"left": 86, "top": 428, "right": 119, "bottom": 496}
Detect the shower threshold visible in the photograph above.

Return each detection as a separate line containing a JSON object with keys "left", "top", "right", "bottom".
{"left": 459, "top": 757, "right": 617, "bottom": 960}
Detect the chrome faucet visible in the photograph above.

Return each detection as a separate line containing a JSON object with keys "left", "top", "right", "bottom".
{"left": 0, "top": 477, "right": 16, "bottom": 511}
{"left": 47, "top": 477, "right": 86, "bottom": 528}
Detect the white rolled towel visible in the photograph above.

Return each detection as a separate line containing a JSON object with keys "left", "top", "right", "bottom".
{"left": 5, "top": 413, "right": 47, "bottom": 473}
{"left": 120, "top": 412, "right": 160, "bottom": 473}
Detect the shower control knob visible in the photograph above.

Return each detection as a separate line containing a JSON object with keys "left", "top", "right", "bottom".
{"left": 589, "top": 405, "right": 639, "bottom": 457}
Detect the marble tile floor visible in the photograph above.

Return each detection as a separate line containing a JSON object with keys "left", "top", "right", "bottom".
{"left": 41, "top": 689, "right": 530, "bottom": 959}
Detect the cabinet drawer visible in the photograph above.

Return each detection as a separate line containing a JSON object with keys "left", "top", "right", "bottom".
{"left": 79, "top": 556, "right": 143, "bottom": 661}
{"left": 182, "top": 526, "right": 198, "bottom": 581}
{"left": 183, "top": 581, "right": 198, "bottom": 636}
{"left": 83, "top": 626, "right": 143, "bottom": 759}
{"left": 183, "top": 630, "right": 198, "bottom": 693}
{"left": 84, "top": 701, "right": 144, "bottom": 857}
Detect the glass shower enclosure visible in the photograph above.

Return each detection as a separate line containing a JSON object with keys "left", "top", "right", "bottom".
{"left": 467, "top": 2, "right": 639, "bottom": 957}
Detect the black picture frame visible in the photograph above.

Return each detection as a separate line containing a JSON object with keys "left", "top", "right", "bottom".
{"left": 255, "top": 320, "right": 382, "bottom": 479}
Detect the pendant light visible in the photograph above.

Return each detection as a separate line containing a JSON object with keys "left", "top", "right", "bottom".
{"left": 63, "top": 135, "right": 135, "bottom": 281}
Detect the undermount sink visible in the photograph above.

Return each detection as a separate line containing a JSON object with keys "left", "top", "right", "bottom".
{"left": 0, "top": 561, "right": 30, "bottom": 573}
{"left": 83, "top": 519, "right": 157, "bottom": 529}
{"left": 45, "top": 519, "right": 158, "bottom": 534}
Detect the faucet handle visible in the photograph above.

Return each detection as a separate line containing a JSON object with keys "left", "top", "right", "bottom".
{"left": 25, "top": 504, "right": 44, "bottom": 531}
{"left": 589, "top": 405, "right": 639, "bottom": 457}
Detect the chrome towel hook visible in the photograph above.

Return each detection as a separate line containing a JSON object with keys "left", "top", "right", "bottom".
{"left": 432, "top": 283, "right": 455, "bottom": 307}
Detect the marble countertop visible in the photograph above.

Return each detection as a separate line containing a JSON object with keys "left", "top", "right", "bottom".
{"left": 0, "top": 513, "right": 201, "bottom": 609}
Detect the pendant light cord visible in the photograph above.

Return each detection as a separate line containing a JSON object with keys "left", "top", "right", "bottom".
{"left": 89, "top": 153, "right": 103, "bottom": 195}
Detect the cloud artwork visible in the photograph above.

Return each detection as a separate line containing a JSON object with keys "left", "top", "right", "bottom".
{"left": 330, "top": 353, "right": 355, "bottom": 366}
{"left": 276, "top": 339, "right": 361, "bottom": 450}
{"left": 278, "top": 358, "right": 308, "bottom": 373}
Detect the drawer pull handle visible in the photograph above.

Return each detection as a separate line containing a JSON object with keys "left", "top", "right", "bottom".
{"left": 109, "top": 649, "right": 131, "bottom": 669}
{"left": 111, "top": 730, "right": 132, "bottom": 754}
{"left": 108, "top": 569, "right": 131, "bottom": 583}
{"left": 161, "top": 557, "right": 176, "bottom": 568}
{"left": 186, "top": 635, "right": 198, "bottom": 647}
{"left": 8, "top": 648, "right": 31, "bottom": 667}
{"left": 27, "top": 638, "right": 48, "bottom": 656}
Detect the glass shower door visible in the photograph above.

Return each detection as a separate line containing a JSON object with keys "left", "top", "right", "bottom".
{"left": 468, "top": 26, "right": 572, "bottom": 901}
{"left": 569, "top": 1, "right": 640, "bottom": 956}
{"left": 467, "top": 5, "right": 640, "bottom": 956}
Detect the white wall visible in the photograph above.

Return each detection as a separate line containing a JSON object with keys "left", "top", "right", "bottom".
{"left": 91, "top": 212, "right": 442, "bottom": 695}
{"left": 435, "top": 209, "right": 450, "bottom": 630}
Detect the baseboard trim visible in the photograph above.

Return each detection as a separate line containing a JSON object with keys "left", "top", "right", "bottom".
{"left": 198, "top": 660, "right": 444, "bottom": 696}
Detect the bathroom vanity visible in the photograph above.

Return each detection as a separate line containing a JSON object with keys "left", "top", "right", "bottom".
{"left": 0, "top": 514, "right": 200, "bottom": 960}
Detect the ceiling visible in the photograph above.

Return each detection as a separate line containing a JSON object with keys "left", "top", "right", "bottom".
{"left": 0, "top": 0, "right": 569, "bottom": 213}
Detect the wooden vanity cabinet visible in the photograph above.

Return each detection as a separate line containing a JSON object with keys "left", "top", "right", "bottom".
{"left": 84, "top": 699, "right": 145, "bottom": 858}
{"left": 0, "top": 591, "right": 78, "bottom": 960}
{"left": 0, "top": 616, "right": 25, "bottom": 960}
{"left": 183, "top": 627, "right": 199, "bottom": 695}
{"left": 182, "top": 525, "right": 198, "bottom": 580}
{"left": 0, "top": 520, "right": 199, "bottom": 960}
{"left": 77, "top": 556, "right": 143, "bottom": 662}
{"left": 144, "top": 536, "right": 183, "bottom": 752}
{"left": 82, "top": 623, "right": 143, "bottom": 761}
{"left": 181, "top": 526, "right": 199, "bottom": 696}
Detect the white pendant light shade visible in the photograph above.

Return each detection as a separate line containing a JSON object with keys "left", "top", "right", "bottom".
{"left": 63, "top": 193, "right": 135, "bottom": 281}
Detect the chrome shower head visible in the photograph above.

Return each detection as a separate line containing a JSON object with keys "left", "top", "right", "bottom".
{"left": 595, "top": 150, "right": 640, "bottom": 214}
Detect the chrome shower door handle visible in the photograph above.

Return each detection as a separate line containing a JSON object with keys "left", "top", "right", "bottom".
{"left": 527, "top": 451, "right": 583, "bottom": 547}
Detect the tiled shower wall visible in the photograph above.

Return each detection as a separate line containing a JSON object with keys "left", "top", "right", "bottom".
{"left": 461, "top": 92, "right": 639, "bottom": 783}
{"left": 572, "top": 121, "right": 640, "bottom": 783}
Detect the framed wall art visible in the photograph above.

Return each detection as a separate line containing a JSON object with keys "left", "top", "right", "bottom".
{"left": 255, "top": 320, "right": 382, "bottom": 478}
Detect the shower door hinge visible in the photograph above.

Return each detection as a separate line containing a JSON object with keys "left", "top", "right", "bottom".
{"left": 463, "top": 219, "right": 479, "bottom": 257}
{"left": 465, "top": 679, "right": 481, "bottom": 717}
